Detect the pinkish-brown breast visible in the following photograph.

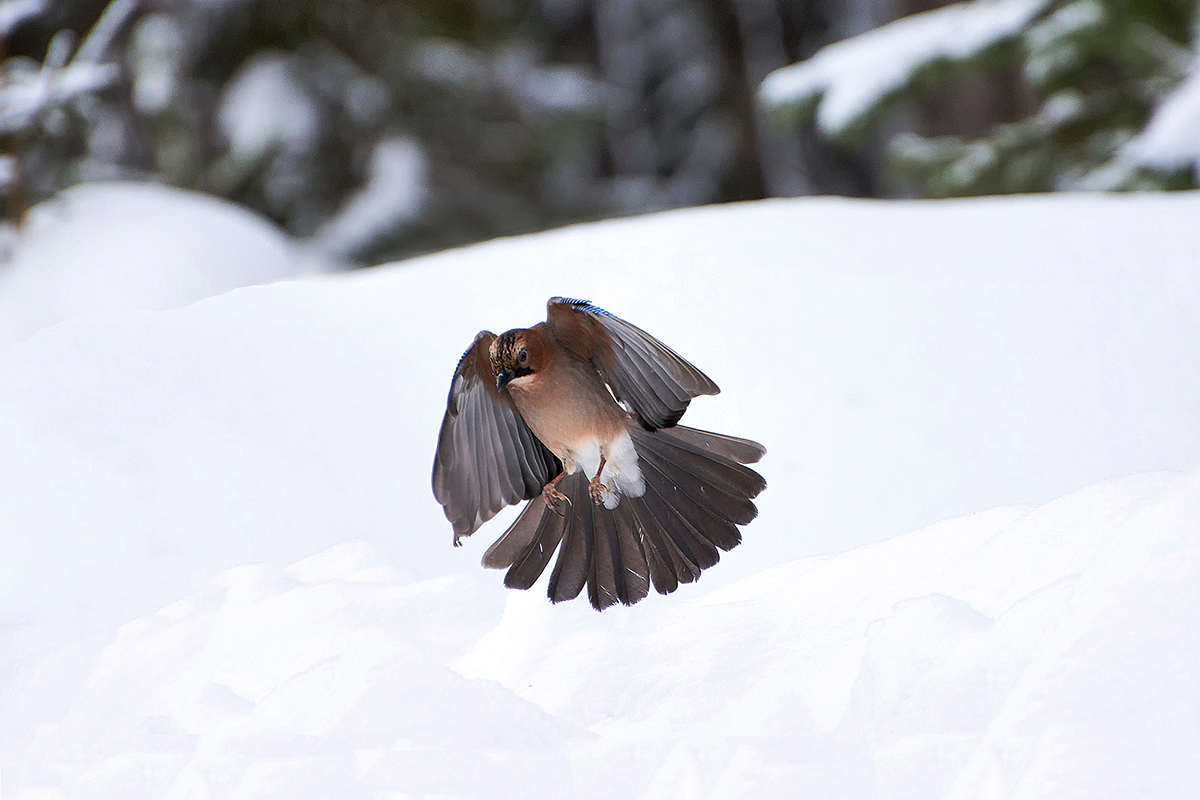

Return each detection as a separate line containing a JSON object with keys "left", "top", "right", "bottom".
{"left": 505, "top": 346, "right": 629, "bottom": 464}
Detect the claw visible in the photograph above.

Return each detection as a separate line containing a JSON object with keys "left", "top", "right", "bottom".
{"left": 543, "top": 485, "right": 571, "bottom": 515}
{"left": 541, "top": 472, "right": 570, "bottom": 515}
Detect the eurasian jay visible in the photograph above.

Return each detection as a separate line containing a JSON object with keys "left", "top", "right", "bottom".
{"left": 432, "top": 296, "right": 765, "bottom": 610}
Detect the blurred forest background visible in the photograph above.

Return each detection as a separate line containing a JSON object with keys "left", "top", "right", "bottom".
{"left": 2, "top": 0, "right": 1198, "bottom": 265}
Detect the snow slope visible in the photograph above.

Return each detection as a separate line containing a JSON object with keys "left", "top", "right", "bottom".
{"left": 1, "top": 185, "right": 1199, "bottom": 797}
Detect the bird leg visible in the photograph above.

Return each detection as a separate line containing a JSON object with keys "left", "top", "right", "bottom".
{"left": 541, "top": 471, "right": 571, "bottom": 515}
{"left": 588, "top": 456, "right": 608, "bottom": 505}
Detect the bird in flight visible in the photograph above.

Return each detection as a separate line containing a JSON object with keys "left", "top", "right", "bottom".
{"left": 432, "top": 297, "right": 765, "bottom": 610}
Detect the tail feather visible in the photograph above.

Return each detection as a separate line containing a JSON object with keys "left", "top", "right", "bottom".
{"left": 547, "top": 473, "right": 593, "bottom": 603}
{"left": 629, "top": 496, "right": 681, "bottom": 595}
{"left": 627, "top": 490, "right": 702, "bottom": 593}
{"left": 635, "top": 440, "right": 759, "bottom": 527}
{"left": 612, "top": 500, "right": 651, "bottom": 604}
{"left": 481, "top": 425, "right": 766, "bottom": 610}
{"left": 659, "top": 425, "right": 765, "bottom": 465}
{"left": 640, "top": 456, "right": 742, "bottom": 551}
{"left": 481, "top": 498, "right": 543, "bottom": 571}
{"left": 588, "top": 500, "right": 618, "bottom": 609}
{"left": 586, "top": 500, "right": 650, "bottom": 609}
{"left": 639, "top": 427, "right": 767, "bottom": 500}
{"left": 635, "top": 475, "right": 720, "bottom": 572}
{"left": 499, "top": 498, "right": 566, "bottom": 590}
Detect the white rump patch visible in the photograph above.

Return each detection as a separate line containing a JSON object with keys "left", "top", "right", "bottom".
{"left": 564, "top": 429, "right": 645, "bottom": 509}
{"left": 599, "top": 430, "right": 644, "bottom": 509}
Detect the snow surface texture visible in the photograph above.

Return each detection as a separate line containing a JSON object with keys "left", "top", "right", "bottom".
{"left": 759, "top": 0, "right": 1049, "bottom": 137}
{"left": 2, "top": 183, "right": 1200, "bottom": 797}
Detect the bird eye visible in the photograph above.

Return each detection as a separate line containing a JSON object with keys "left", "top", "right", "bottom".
{"left": 518, "top": 348, "right": 528, "bottom": 364}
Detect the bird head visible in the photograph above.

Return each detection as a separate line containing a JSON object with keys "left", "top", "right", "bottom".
{"left": 489, "top": 329, "right": 536, "bottom": 391}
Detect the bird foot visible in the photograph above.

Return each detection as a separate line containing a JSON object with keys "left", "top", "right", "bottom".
{"left": 587, "top": 456, "right": 610, "bottom": 506}
{"left": 542, "top": 483, "right": 571, "bottom": 516}
{"left": 588, "top": 475, "right": 608, "bottom": 506}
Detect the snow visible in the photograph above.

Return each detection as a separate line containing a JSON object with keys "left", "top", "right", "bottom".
{"left": 2, "top": 182, "right": 1200, "bottom": 797}
{"left": 72, "top": 0, "right": 139, "bottom": 66}
{"left": 0, "top": 0, "right": 44, "bottom": 38}
{"left": 130, "top": 13, "right": 186, "bottom": 115}
{"left": 1127, "top": 51, "right": 1200, "bottom": 177}
{"left": 216, "top": 51, "right": 321, "bottom": 163}
{"left": 0, "top": 57, "right": 119, "bottom": 135}
{"left": 759, "top": 0, "right": 1049, "bottom": 137}
{"left": 0, "top": 0, "right": 137, "bottom": 135}
{"left": 0, "top": 182, "right": 321, "bottom": 344}
{"left": 311, "top": 136, "right": 428, "bottom": 261}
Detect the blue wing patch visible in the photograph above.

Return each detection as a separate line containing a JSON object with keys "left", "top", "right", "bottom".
{"left": 548, "top": 296, "right": 615, "bottom": 318}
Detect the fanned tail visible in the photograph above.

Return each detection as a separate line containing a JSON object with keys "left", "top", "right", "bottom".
{"left": 482, "top": 425, "right": 766, "bottom": 611}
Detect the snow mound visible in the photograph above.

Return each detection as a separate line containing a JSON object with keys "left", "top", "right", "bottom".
{"left": 7, "top": 471, "right": 1199, "bottom": 798}
{"left": 0, "top": 181, "right": 321, "bottom": 343}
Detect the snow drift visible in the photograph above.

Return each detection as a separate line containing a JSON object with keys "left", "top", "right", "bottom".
{"left": 1, "top": 184, "right": 1198, "bottom": 798}
{"left": 9, "top": 470, "right": 1200, "bottom": 798}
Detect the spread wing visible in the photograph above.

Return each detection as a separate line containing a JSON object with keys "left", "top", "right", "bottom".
{"left": 545, "top": 297, "right": 719, "bottom": 429}
{"left": 432, "top": 331, "right": 562, "bottom": 544}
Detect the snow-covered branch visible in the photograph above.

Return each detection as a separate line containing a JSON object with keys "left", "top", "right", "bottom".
{"left": 759, "top": 0, "right": 1051, "bottom": 140}
{"left": 1124, "top": 50, "right": 1200, "bottom": 178}
{"left": 0, "top": 0, "right": 136, "bottom": 135}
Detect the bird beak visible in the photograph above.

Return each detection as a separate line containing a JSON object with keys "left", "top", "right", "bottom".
{"left": 496, "top": 370, "right": 513, "bottom": 391}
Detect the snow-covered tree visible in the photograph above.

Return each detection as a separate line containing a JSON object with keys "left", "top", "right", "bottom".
{"left": 761, "top": 0, "right": 1200, "bottom": 196}
{"left": 1, "top": 0, "right": 132, "bottom": 224}
{"left": 7, "top": 0, "right": 883, "bottom": 263}
{"left": 27, "top": 0, "right": 1198, "bottom": 256}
